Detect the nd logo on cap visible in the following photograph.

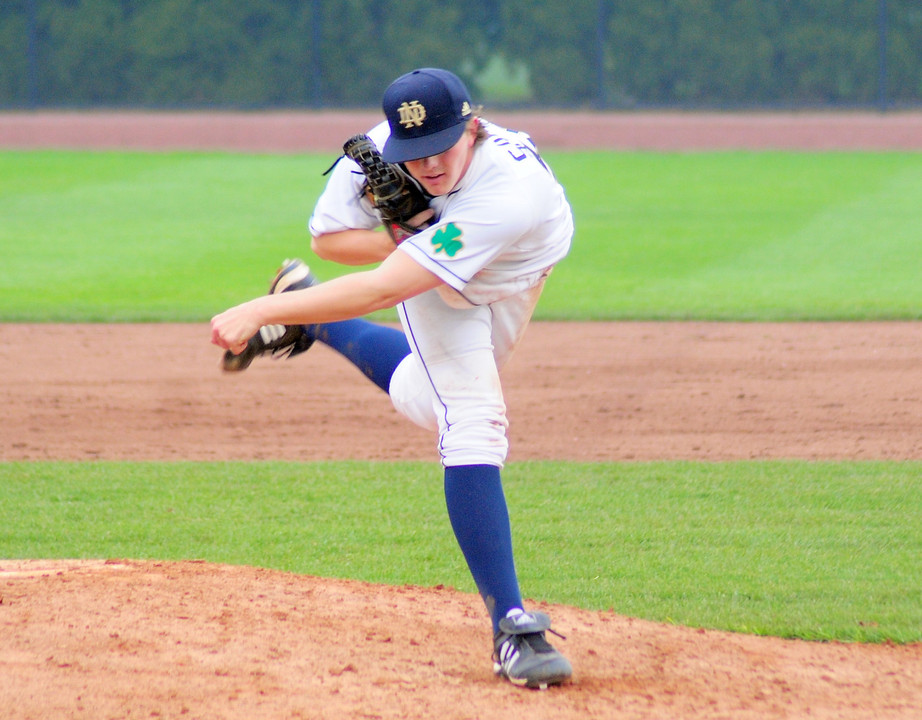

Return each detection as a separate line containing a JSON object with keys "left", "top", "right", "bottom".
{"left": 397, "top": 101, "right": 427, "bottom": 129}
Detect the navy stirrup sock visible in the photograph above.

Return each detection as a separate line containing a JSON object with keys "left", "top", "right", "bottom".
{"left": 444, "top": 464, "right": 524, "bottom": 633}
{"left": 306, "top": 319, "right": 410, "bottom": 393}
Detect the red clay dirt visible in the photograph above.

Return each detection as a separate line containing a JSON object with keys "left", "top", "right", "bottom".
{"left": 2, "top": 113, "right": 922, "bottom": 719}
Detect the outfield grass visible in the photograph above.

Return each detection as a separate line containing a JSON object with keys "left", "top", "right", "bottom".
{"left": 550, "top": 151, "right": 922, "bottom": 320}
{"left": 1, "top": 460, "right": 919, "bottom": 643}
{"left": 1, "top": 150, "right": 921, "bottom": 321}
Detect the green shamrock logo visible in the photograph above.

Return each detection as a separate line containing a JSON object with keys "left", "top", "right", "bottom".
{"left": 431, "top": 223, "right": 464, "bottom": 257}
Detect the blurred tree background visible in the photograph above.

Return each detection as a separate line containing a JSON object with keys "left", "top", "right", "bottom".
{"left": 1, "top": 0, "right": 920, "bottom": 109}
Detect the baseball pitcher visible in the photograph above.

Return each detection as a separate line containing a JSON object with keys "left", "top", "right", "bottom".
{"left": 212, "top": 68, "right": 573, "bottom": 689}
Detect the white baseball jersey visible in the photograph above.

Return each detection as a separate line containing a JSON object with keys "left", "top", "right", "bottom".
{"left": 309, "top": 119, "right": 574, "bottom": 467}
{"left": 309, "top": 120, "right": 573, "bottom": 306}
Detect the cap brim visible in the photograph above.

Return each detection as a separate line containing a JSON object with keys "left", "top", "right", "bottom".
{"left": 381, "top": 121, "right": 467, "bottom": 163}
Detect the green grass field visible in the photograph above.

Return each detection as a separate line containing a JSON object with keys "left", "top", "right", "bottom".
{"left": 1, "top": 150, "right": 921, "bottom": 320}
{"left": 2, "top": 149, "right": 920, "bottom": 643}
{"left": 2, "top": 460, "right": 919, "bottom": 643}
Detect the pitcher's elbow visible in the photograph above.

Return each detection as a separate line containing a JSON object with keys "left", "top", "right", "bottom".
{"left": 310, "top": 235, "right": 331, "bottom": 261}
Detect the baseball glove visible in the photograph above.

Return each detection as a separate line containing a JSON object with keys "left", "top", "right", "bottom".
{"left": 342, "top": 134, "right": 432, "bottom": 243}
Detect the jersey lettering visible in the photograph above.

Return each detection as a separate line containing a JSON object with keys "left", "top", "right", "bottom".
{"left": 491, "top": 135, "right": 548, "bottom": 170}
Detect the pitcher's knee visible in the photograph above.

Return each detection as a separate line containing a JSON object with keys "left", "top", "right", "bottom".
{"left": 388, "top": 355, "right": 439, "bottom": 431}
{"left": 439, "top": 417, "right": 509, "bottom": 468}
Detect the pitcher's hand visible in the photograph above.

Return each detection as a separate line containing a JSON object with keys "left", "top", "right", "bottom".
{"left": 211, "top": 301, "right": 261, "bottom": 356}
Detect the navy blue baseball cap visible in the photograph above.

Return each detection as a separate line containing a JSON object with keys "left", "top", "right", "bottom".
{"left": 381, "top": 68, "right": 474, "bottom": 163}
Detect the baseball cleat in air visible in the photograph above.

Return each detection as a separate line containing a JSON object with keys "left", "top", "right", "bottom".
{"left": 222, "top": 259, "right": 318, "bottom": 372}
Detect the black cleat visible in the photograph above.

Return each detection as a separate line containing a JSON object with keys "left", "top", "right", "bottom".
{"left": 222, "top": 259, "right": 318, "bottom": 372}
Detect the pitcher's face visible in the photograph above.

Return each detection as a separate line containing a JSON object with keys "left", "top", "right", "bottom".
{"left": 404, "top": 123, "right": 477, "bottom": 196}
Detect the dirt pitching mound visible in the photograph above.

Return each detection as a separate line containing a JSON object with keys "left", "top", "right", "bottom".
{"left": 2, "top": 559, "right": 921, "bottom": 720}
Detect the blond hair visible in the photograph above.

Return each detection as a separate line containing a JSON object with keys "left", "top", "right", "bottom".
{"left": 468, "top": 106, "right": 490, "bottom": 145}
